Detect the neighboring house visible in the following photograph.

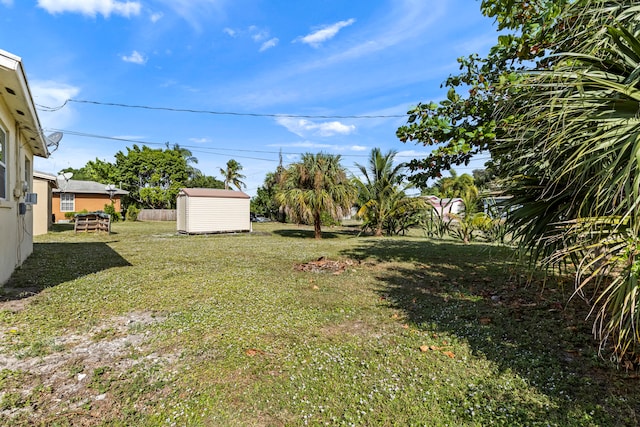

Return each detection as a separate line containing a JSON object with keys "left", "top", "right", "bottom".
{"left": 52, "top": 179, "right": 127, "bottom": 222}
{"left": 33, "top": 171, "right": 57, "bottom": 235}
{"left": 177, "top": 188, "right": 251, "bottom": 234}
{"left": 0, "top": 50, "right": 49, "bottom": 284}
{"left": 424, "top": 196, "right": 465, "bottom": 220}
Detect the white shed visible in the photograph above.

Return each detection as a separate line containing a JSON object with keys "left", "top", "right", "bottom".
{"left": 177, "top": 188, "right": 251, "bottom": 234}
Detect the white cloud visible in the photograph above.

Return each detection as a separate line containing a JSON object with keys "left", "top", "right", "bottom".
{"left": 396, "top": 149, "right": 432, "bottom": 159}
{"left": 273, "top": 141, "right": 368, "bottom": 154}
{"left": 349, "top": 145, "right": 368, "bottom": 151}
{"left": 252, "top": 30, "right": 268, "bottom": 42}
{"left": 223, "top": 27, "right": 236, "bottom": 37}
{"left": 121, "top": 50, "right": 147, "bottom": 64}
{"left": 151, "top": 0, "right": 227, "bottom": 31}
{"left": 297, "top": 18, "right": 355, "bottom": 48}
{"left": 1, "top": 0, "right": 13, "bottom": 7}
{"left": 150, "top": 11, "right": 163, "bottom": 23}
{"left": 276, "top": 117, "right": 356, "bottom": 138}
{"left": 189, "top": 137, "right": 211, "bottom": 143}
{"left": 31, "top": 80, "right": 81, "bottom": 129}
{"left": 37, "top": 0, "right": 141, "bottom": 18}
{"left": 259, "top": 38, "right": 279, "bottom": 52}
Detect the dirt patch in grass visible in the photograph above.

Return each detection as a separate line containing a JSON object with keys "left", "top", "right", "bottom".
{"left": 0, "top": 311, "right": 176, "bottom": 425}
{"left": 319, "top": 318, "right": 388, "bottom": 340}
{"left": 294, "top": 257, "right": 359, "bottom": 274}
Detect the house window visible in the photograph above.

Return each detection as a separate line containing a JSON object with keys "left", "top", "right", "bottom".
{"left": 0, "top": 128, "right": 5, "bottom": 200}
{"left": 60, "top": 193, "right": 75, "bottom": 212}
{"left": 24, "top": 158, "right": 31, "bottom": 192}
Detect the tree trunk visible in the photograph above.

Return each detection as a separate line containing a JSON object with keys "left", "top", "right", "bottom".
{"left": 314, "top": 211, "right": 322, "bottom": 239}
{"left": 374, "top": 226, "right": 383, "bottom": 237}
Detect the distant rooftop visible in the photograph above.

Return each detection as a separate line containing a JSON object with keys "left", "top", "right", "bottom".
{"left": 53, "top": 178, "right": 128, "bottom": 195}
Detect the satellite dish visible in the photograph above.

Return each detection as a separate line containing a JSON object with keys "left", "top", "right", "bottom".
{"left": 57, "top": 171, "right": 73, "bottom": 181}
{"left": 45, "top": 132, "right": 63, "bottom": 153}
{"left": 46, "top": 132, "right": 63, "bottom": 146}
{"left": 56, "top": 171, "right": 73, "bottom": 192}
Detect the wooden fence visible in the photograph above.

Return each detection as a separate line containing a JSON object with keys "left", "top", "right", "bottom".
{"left": 137, "top": 209, "right": 177, "bottom": 221}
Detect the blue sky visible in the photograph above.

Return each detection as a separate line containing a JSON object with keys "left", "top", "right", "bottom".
{"left": 1, "top": 0, "right": 498, "bottom": 196}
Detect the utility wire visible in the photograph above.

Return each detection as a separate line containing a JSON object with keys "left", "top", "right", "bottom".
{"left": 38, "top": 99, "right": 408, "bottom": 119}
{"left": 46, "top": 128, "right": 481, "bottom": 161}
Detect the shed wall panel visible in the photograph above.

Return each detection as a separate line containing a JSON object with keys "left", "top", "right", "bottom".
{"left": 184, "top": 197, "right": 250, "bottom": 233}
{"left": 176, "top": 195, "right": 187, "bottom": 232}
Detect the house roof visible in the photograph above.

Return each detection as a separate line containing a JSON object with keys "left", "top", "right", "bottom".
{"left": 34, "top": 170, "right": 57, "bottom": 181}
{"left": 34, "top": 170, "right": 58, "bottom": 188}
{"left": 53, "top": 179, "right": 128, "bottom": 195}
{"left": 0, "top": 50, "right": 48, "bottom": 158}
{"left": 179, "top": 188, "right": 250, "bottom": 199}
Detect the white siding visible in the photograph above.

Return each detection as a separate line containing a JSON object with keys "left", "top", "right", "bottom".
{"left": 176, "top": 194, "right": 187, "bottom": 232}
{"left": 176, "top": 189, "right": 251, "bottom": 234}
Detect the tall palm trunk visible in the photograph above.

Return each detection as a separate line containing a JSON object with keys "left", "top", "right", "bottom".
{"left": 313, "top": 211, "right": 322, "bottom": 239}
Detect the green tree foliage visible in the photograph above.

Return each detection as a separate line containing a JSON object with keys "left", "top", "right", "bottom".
{"left": 398, "top": 0, "right": 640, "bottom": 358}
{"left": 494, "top": 1, "right": 640, "bottom": 359}
{"left": 430, "top": 169, "right": 478, "bottom": 200}
{"left": 60, "top": 158, "right": 117, "bottom": 183}
{"left": 114, "top": 145, "right": 189, "bottom": 209}
{"left": 220, "top": 159, "right": 246, "bottom": 191}
{"left": 64, "top": 144, "right": 203, "bottom": 209}
{"left": 185, "top": 172, "right": 225, "bottom": 189}
{"left": 277, "top": 153, "right": 357, "bottom": 239}
{"left": 168, "top": 142, "right": 201, "bottom": 181}
{"left": 354, "top": 148, "right": 426, "bottom": 236}
{"left": 396, "top": 0, "right": 570, "bottom": 186}
{"left": 252, "top": 169, "right": 285, "bottom": 220}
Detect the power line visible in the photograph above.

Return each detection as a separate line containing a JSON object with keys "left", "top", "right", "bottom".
{"left": 46, "top": 127, "right": 464, "bottom": 160}
{"left": 38, "top": 99, "right": 408, "bottom": 119}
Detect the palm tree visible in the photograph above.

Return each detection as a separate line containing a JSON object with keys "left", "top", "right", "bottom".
{"left": 167, "top": 142, "right": 200, "bottom": 181}
{"left": 433, "top": 169, "right": 478, "bottom": 200}
{"left": 219, "top": 159, "right": 246, "bottom": 191}
{"left": 277, "top": 153, "right": 357, "bottom": 239}
{"left": 354, "top": 148, "right": 424, "bottom": 236}
{"left": 495, "top": 1, "right": 640, "bottom": 358}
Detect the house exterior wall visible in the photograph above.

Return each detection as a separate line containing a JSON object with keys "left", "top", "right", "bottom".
{"left": 52, "top": 193, "right": 122, "bottom": 222}
{"left": 177, "top": 193, "right": 251, "bottom": 234}
{"left": 424, "top": 196, "right": 465, "bottom": 221}
{"left": 0, "top": 103, "right": 35, "bottom": 284}
{"left": 33, "top": 176, "right": 53, "bottom": 235}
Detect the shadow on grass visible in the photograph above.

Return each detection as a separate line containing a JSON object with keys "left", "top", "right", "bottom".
{"left": 272, "top": 227, "right": 360, "bottom": 239}
{"left": 50, "top": 223, "right": 119, "bottom": 235}
{"left": 1, "top": 242, "right": 131, "bottom": 301}
{"left": 341, "top": 238, "right": 640, "bottom": 426}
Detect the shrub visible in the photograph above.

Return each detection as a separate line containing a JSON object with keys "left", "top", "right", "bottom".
{"left": 320, "top": 211, "right": 341, "bottom": 227}
{"left": 126, "top": 205, "right": 140, "bottom": 222}
{"left": 103, "top": 204, "right": 122, "bottom": 222}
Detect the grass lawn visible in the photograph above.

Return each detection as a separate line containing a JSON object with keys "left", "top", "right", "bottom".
{"left": 0, "top": 220, "right": 639, "bottom": 426}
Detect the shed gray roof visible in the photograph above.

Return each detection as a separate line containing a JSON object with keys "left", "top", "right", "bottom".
{"left": 53, "top": 179, "right": 128, "bottom": 195}
{"left": 179, "top": 188, "right": 250, "bottom": 199}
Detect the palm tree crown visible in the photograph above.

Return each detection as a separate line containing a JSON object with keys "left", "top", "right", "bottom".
{"left": 220, "top": 159, "right": 246, "bottom": 191}
{"left": 277, "top": 153, "right": 357, "bottom": 239}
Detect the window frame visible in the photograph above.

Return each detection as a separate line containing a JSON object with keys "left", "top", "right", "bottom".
{"left": 0, "top": 126, "right": 6, "bottom": 200}
{"left": 24, "top": 157, "right": 31, "bottom": 193}
{"left": 60, "top": 193, "right": 75, "bottom": 212}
